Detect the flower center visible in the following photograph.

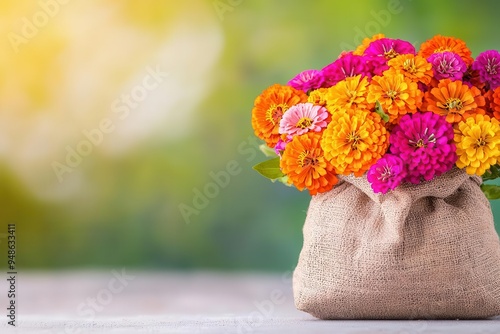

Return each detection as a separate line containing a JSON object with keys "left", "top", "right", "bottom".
{"left": 444, "top": 97, "right": 463, "bottom": 111}
{"left": 296, "top": 117, "right": 313, "bottom": 129}
{"left": 438, "top": 59, "right": 456, "bottom": 74}
{"left": 475, "top": 137, "right": 487, "bottom": 148}
{"left": 486, "top": 58, "right": 498, "bottom": 75}
{"left": 408, "top": 129, "right": 436, "bottom": 148}
{"left": 386, "top": 89, "right": 398, "bottom": 99}
{"left": 378, "top": 165, "right": 393, "bottom": 181}
{"left": 347, "top": 89, "right": 357, "bottom": 98}
{"left": 298, "top": 151, "right": 318, "bottom": 167}
{"left": 266, "top": 103, "right": 287, "bottom": 125}
{"left": 403, "top": 59, "right": 417, "bottom": 73}
{"left": 346, "top": 131, "right": 361, "bottom": 149}
{"left": 384, "top": 48, "right": 399, "bottom": 59}
{"left": 341, "top": 66, "right": 356, "bottom": 78}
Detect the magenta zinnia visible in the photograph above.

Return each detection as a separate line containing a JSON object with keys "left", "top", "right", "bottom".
{"left": 472, "top": 50, "right": 500, "bottom": 90}
{"left": 321, "top": 53, "right": 371, "bottom": 87}
{"left": 288, "top": 70, "right": 325, "bottom": 92}
{"left": 389, "top": 112, "right": 457, "bottom": 184}
{"left": 279, "top": 103, "right": 329, "bottom": 138}
{"left": 364, "top": 38, "right": 416, "bottom": 76}
{"left": 274, "top": 138, "right": 288, "bottom": 156}
{"left": 367, "top": 154, "right": 407, "bottom": 194}
{"left": 427, "top": 51, "right": 467, "bottom": 81}
{"left": 364, "top": 38, "right": 416, "bottom": 60}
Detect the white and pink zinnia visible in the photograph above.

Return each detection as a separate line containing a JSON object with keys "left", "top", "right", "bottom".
{"left": 279, "top": 103, "right": 329, "bottom": 139}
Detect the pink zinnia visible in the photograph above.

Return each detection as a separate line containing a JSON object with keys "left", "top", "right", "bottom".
{"left": 367, "top": 154, "right": 407, "bottom": 194}
{"left": 389, "top": 112, "right": 457, "bottom": 184}
{"left": 279, "top": 103, "right": 328, "bottom": 139}
{"left": 427, "top": 52, "right": 467, "bottom": 81}
{"left": 472, "top": 50, "right": 500, "bottom": 90}
{"left": 321, "top": 53, "right": 371, "bottom": 87}
{"left": 288, "top": 69, "right": 325, "bottom": 92}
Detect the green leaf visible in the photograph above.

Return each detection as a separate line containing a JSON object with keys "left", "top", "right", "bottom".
{"left": 271, "top": 175, "right": 292, "bottom": 187}
{"left": 374, "top": 100, "right": 389, "bottom": 123}
{"left": 482, "top": 164, "right": 500, "bottom": 181}
{"left": 259, "top": 144, "right": 277, "bottom": 158}
{"left": 253, "top": 157, "right": 285, "bottom": 180}
{"left": 481, "top": 184, "right": 500, "bottom": 200}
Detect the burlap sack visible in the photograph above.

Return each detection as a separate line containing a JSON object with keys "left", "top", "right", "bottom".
{"left": 293, "top": 167, "right": 500, "bottom": 319}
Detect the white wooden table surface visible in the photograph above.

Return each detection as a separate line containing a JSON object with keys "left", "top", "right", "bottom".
{"left": 1, "top": 271, "right": 499, "bottom": 333}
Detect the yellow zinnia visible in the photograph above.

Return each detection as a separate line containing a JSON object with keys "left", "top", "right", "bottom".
{"left": 454, "top": 114, "right": 500, "bottom": 176}
{"left": 324, "top": 75, "right": 373, "bottom": 115}
{"left": 321, "top": 110, "right": 389, "bottom": 176}
{"left": 307, "top": 88, "right": 329, "bottom": 107}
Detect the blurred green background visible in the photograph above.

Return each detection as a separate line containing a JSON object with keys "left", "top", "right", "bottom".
{"left": 0, "top": 0, "right": 499, "bottom": 271}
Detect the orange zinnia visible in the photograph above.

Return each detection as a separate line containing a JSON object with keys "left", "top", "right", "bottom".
{"left": 386, "top": 54, "right": 433, "bottom": 86}
{"left": 418, "top": 35, "right": 473, "bottom": 66}
{"left": 367, "top": 72, "right": 423, "bottom": 124}
{"left": 251, "top": 84, "right": 307, "bottom": 148}
{"left": 353, "top": 33, "right": 385, "bottom": 56}
{"left": 424, "top": 79, "right": 486, "bottom": 124}
{"left": 486, "top": 86, "right": 500, "bottom": 121}
{"left": 320, "top": 110, "right": 389, "bottom": 177}
{"left": 280, "top": 132, "right": 338, "bottom": 195}
{"left": 324, "top": 75, "right": 373, "bottom": 115}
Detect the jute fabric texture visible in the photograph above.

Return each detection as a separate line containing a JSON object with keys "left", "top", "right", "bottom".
{"left": 293, "top": 168, "right": 500, "bottom": 319}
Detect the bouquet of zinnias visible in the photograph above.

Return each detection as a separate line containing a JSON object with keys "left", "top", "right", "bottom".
{"left": 251, "top": 34, "right": 500, "bottom": 198}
